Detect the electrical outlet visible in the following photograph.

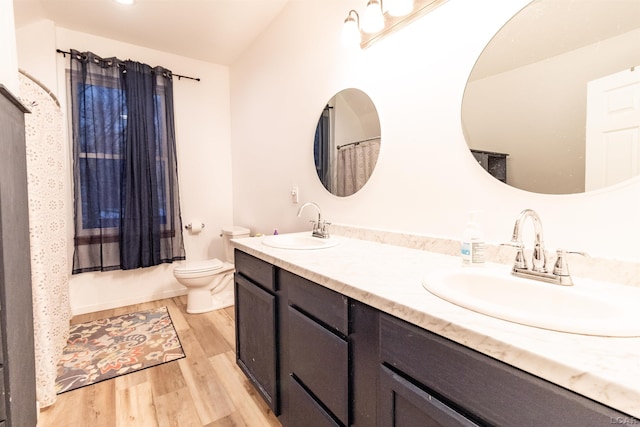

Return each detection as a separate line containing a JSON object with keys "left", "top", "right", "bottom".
{"left": 291, "top": 186, "right": 299, "bottom": 204}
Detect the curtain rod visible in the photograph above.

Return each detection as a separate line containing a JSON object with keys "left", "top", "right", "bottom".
{"left": 337, "top": 136, "right": 381, "bottom": 150}
{"left": 56, "top": 49, "right": 200, "bottom": 81}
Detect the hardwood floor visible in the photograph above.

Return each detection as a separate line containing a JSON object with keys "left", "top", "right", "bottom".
{"left": 37, "top": 297, "right": 282, "bottom": 427}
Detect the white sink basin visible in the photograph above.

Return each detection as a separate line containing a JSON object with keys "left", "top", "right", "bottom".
{"left": 262, "top": 233, "right": 340, "bottom": 250}
{"left": 422, "top": 264, "right": 640, "bottom": 337}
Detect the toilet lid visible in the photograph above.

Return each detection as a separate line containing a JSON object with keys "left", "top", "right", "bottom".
{"left": 174, "top": 258, "right": 224, "bottom": 274}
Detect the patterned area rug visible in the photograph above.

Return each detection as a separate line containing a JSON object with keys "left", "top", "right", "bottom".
{"left": 56, "top": 306, "right": 186, "bottom": 394}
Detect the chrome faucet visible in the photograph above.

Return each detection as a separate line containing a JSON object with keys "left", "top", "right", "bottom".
{"left": 297, "top": 202, "right": 331, "bottom": 238}
{"left": 505, "top": 209, "right": 582, "bottom": 286}
{"left": 510, "top": 209, "right": 547, "bottom": 273}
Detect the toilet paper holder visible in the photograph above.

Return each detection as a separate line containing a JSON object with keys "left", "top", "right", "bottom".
{"left": 184, "top": 222, "right": 205, "bottom": 231}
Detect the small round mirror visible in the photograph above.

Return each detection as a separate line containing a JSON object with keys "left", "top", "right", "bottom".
{"left": 314, "top": 88, "right": 381, "bottom": 197}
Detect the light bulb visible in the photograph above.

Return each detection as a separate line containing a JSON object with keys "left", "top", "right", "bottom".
{"left": 362, "top": 0, "right": 384, "bottom": 33}
{"left": 387, "top": 0, "right": 413, "bottom": 17}
{"left": 341, "top": 14, "right": 361, "bottom": 48}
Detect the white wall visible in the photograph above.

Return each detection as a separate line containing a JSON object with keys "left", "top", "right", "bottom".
{"left": 0, "top": 0, "right": 18, "bottom": 92}
{"left": 11, "top": 0, "right": 640, "bottom": 313}
{"left": 230, "top": 0, "right": 640, "bottom": 261}
{"left": 16, "top": 23, "right": 234, "bottom": 314}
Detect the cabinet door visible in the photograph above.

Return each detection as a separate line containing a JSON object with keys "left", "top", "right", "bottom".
{"left": 379, "top": 365, "right": 479, "bottom": 427}
{"left": 288, "top": 375, "right": 342, "bottom": 427}
{"left": 235, "top": 274, "right": 278, "bottom": 413}
{"left": 288, "top": 307, "right": 349, "bottom": 425}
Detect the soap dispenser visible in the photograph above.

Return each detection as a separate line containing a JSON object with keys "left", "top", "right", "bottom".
{"left": 461, "top": 211, "right": 486, "bottom": 265}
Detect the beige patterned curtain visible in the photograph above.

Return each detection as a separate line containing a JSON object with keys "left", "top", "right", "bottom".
{"left": 19, "top": 71, "right": 72, "bottom": 408}
{"left": 336, "top": 138, "right": 381, "bottom": 197}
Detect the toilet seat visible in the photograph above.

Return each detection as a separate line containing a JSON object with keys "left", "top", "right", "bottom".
{"left": 174, "top": 259, "right": 224, "bottom": 277}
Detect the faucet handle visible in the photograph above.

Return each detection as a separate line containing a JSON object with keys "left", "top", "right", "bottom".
{"left": 319, "top": 220, "right": 331, "bottom": 237}
{"left": 500, "top": 241, "right": 527, "bottom": 269}
{"left": 553, "top": 249, "right": 588, "bottom": 276}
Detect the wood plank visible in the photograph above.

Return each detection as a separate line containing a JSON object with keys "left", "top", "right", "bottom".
{"left": 38, "top": 379, "right": 116, "bottom": 427}
{"left": 166, "top": 298, "right": 190, "bottom": 333}
{"left": 148, "top": 357, "right": 187, "bottom": 397}
{"left": 175, "top": 330, "right": 235, "bottom": 424}
{"left": 153, "top": 387, "right": 202, "bottom": 427}
{"left": 115, "top": 373, "right": 158, "bottom": 427}
{"left": 183, "top": 312, "right": 231, "bottom": 357}
{"left": 205, "top": 309, "right": 236, "bottom": 350}
{"left": 209, "top": 351, "right": 280, "bottom": 426}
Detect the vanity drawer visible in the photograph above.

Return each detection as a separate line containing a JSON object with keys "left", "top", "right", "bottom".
{"left": 281, "top": 269, "right": 348, "bottom": 335}
{"left": 234, "top": 250, "right": 275, "bottom": 292}
{"left": 288, "top": 306, "right": 349, "bottom": 425}
{"left": 379, "top": 364, "right": 478, "bottom": 427}
{"left": 379, "top": 314, "right": 625, "bottom": 426}
{"left": 288, "top": 375, "right": 342, "bottom": 427}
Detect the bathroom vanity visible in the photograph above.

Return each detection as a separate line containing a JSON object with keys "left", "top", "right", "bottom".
{"left": 233, "top": 233, "right": 640, "bottom": 426}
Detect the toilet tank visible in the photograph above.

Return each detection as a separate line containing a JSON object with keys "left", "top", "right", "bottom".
{"left": 221, "top": 226, "right": 251, "bottom": 263}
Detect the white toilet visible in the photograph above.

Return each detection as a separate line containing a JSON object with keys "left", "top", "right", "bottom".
{"left": 173, "top": 226, "right": 251, "bottom": 314}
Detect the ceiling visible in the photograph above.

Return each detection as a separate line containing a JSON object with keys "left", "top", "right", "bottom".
{"left": 12, "top": 0, "right": 290, "bottom": 65}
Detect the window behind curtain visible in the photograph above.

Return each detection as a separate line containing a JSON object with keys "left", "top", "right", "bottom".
{"left": 69, "top": 50, "right": 185, "bottom": 273}
{"left": 77, "top": 80, "right": 124, "bottom": 230}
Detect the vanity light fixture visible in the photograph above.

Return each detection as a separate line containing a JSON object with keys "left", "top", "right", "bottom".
{"left": 363, "top": 0, "right": 385, "bottom": 33}
{"left": 342, "top": 10, "right": 362, "bottom": 48}
{"left": 388, "top": 0, "right": 414, "bottom": 17}
{"left": 342, "top": 0, "right": 448, "bottom": 49}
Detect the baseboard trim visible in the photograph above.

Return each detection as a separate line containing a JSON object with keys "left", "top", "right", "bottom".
{"left": 71, "top": 288, "right": 188, "bottom": 316}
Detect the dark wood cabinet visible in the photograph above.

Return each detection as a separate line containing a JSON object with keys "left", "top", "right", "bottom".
{"left": 379, "top": 313, "right": 627, "bottom": 426}
{"left": 350, "top": 300, "right": 379, "bottom": 427}
{"left": 0, "top": 86, "right": 37, "bottom": 427}
{"left": 234, "top": 252, "right": 278, "bottom": 413}
{"left": 283, "top": 270, "right": 349, "bottom": 426}
{"left": 234, "top": 249, "right": 638, "bottom": 427}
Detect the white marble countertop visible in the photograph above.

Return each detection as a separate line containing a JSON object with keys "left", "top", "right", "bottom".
{"left": 232, "top": 232, "right": 640, "bottom": 418}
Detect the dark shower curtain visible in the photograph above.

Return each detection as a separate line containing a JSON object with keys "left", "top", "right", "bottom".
{"left": 314, "top": 105, "right": 331, "bottom": 189}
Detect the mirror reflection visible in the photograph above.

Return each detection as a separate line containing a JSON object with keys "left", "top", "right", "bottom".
{"left": 314, "top": 88, "right": 381, "bottom": 196}
{"left": 462, "top": 0, "right": 640, "bottom": 194}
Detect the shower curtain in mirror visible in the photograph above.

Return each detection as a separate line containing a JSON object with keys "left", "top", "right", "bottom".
{"left": 18, "top": 71, "right": 72, "bottom": 408}
{"left": 314, "top": 106, "right": 331, "bottom": 189}
{"left": 336, "top": 138, "right": 380, "bottom": 196}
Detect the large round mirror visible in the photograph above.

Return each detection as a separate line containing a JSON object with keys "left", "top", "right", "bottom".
{"left": 314, "top": 88, "right": 381, "bottom": 197}
{"left": 462, "top": 0, "right": 640, "bottom": 194}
